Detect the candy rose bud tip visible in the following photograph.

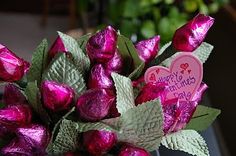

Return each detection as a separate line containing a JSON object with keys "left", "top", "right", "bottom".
{"left": 48, "top": 36, "right": 67, "bottom": 60}
{"left": 135, "top": 35, "right": 160, "bottom": 63}
{"left": 16, "top": 124, "right": 51, "bottom": 150}
{"left": 0, "top": 104, "right": 32, "bottom": 131}
{"left": 86, "top": 26, "right": 117, "bottom": 63}
{"left": 83, "top": 130, "right": 117, "bottom": 156}
{"left": 41, "top": 80, "right": 74, "bottom": 112}
{"left": 172, "top": 14, "right": 214, "bottom": 52}
{"left": 76, "top": 88, "right": 115, "bottom": 122}
{"left": 0, "top": 45, "right": 27, "bottom": 82}
{"left": 118, "top": 144, "right": 150, "bottom": 156}
{"left": 88, "top": 64, "right": 114, "bottom": 89}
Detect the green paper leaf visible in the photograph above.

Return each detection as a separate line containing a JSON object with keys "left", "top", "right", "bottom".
{"left": 52, "top": 119, "right": 80, "bottom": 154}
{"left": 161, "top": 130, "right": 209, "bottom": 156}
{"left": 159, "top": 42, "right": 213, "bottom": 67}
{"left": 128, "top": 62, "right": 145, "bottom": 80}
{"left": 27, "top": 39, "right": 48, "bottom": 84}
{"left": 46, "top": 107, "right": 76, "bottom": 154}
{"left": 76, "top": 33, "right": 91, "bottom": 52}
{"left": 117, "top": 34, "right": 144, "bottom": 76}
{"left": 185, "top": 105, "right": 221, "bottom": 131}
{"left": 51, "top": 99, "right": 163, "bottom": 153}
{"left": 192, "top": 42, "right": 214, "bottom": 64}
{"left": 51, "top": 119, "right": 115, "bottom": 154}
{"left": 118, "top": 99, "right": 164, "bottom": 151}
{"left": 111, "top": 73, "right": 135, "bottom": 115}
{"left": 25, "top": 81, "right": 51, "bottom": 125}
{"left": 58, "top": 32, "right": 90, "bottom": 73}
{"left": 43, "top": 53, "right": 86, "bottom": 96}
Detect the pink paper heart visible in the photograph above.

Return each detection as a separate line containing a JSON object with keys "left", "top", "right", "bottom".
{"left": 144, "top": 54, "right": 203, "bottom": 101}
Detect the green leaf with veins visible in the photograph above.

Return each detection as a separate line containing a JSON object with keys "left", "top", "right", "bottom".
{"left": 161, "top": 130, "right": 209, "bottom": 156}
{"left": 43, "top": 53, "right": 86, "bottom": 96}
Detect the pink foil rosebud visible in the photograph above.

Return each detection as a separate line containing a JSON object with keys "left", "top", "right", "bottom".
{"left": 172, "top": 14, "right": 214, "bottom": 52}
{"left": 86, "top": 26, "right": 117, "bottom": 63}
{"left": 3, "top": 84, "right": 27, "bottom": 106}
{"left": 0, "top": 104, "right": 32, "bottom": 131}
{"left": 88, "top": 64, "right": 114, "bottom": 89}
{"left": 76, "top": 89, "right": 115, "bottom": 122}
{"left": 104, "top": 49, "right": 123, "bottom": 75}
{"left": 16, "top": 124, "right": 51, "bottom": 150}
{"left": 118, "top": 144, "right": 150, "bottom": 156}
{"left": 83, "top": 130, "right": 117, "bottom": 156}
{"left": 41, "top": 80, "right": 74, "bottom": 112}
{"left": 135, "top": 35, "right": 160, "bottom": 63}
{"left": 162, "top": 100, "right": 197, "bottom": 133}
{"left": 1, "top": 138, "right": 46, "bottom": 156}
{"left": 135, "top": 82, "right": 168, "bottom": 105}
{"left": 48, "top": 36, "right": 67, "bottom": 60}
{"left": 0, "top": 44, "right": 29, "bottom": 82}
{"left": 1, "top": 138, "right": 34, "bottom": 156}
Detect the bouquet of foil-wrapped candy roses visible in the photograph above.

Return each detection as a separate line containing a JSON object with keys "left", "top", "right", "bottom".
{"left": 0, "top": 13, "right": 220, "bottom": 156}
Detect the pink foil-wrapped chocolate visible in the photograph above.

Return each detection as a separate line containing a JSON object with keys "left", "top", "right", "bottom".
{"left": 0, "top": 104, "right": 32, "bottom": 131}
{"left": 41, "top": 80, "right": 74, "bottom": 112}
{"left": 16, "top": 124, "right": 50, "bottom": 150}
{"left": 48, "top": 36, "right": 67, "bottom": 60}
{"left": 162, "top": 99, "right": 198, "bottom": 134}
{"left": 3, "top": 84, "right": 27, "bottom": 106}
{"left": 104, "top": 49, "right": 123, "bottom": 74}
{"left": 0, "top": 44, "right": 29, "bottom": 82}
{"left": 76, "top": 89, "right": 115, "bottom": 122}
{"left": 173, "top": 101, "right": 197, "bottom": 132}
{"left": 135, "top": 35, "right": 160, "bottom": 63}
{"left": 1, "top": 138, "right": 46, "bottom": 156}
{"left": 192, "top": 83, "right": 208, "bottom": 103}
{"left": 83, "top": 130, "right": 117, "bottom": 156}
{"left": 1, "top": 138, "right": 34, "bottom": 156}
{"left": 172, "top": 14, "right": 214, "bottom": 52}
{"left": 135, "top": 82, "right": 168, "bottom": 105}
{"left": 88, "top": 64, "right": 114, "bottom": 89}
{"left": 86, "top": 26, "right": 117, "bottom": 63}
{"left": 118, "top": 144, "right": 150, "bottom": 156}
{"left": 162, "top": 99, "right": 179, "bottom": 134}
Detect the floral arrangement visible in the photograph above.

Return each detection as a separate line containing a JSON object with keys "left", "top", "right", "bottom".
{"left": 0, "top": 13, "right": 220, "bottom": 156}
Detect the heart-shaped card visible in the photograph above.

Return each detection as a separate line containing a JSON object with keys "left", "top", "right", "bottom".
{"left": 144, "top": 54, "right": 203, "bottom": 101}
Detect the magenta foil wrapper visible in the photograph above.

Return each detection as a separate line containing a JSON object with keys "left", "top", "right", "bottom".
{"left": 118, "top": 144, "right": 150, "bottom": 156}
{"left": 16, "top": 124, "right": 50, "bottom": 150}
{"left": 135, "top": 82, "right": 168, "bottom": 105}
{"left": 86, "top": 26, "right": 117, "bottom": 63}
{"left": 0, "top": 104, "right": 32, "bottom": 131}
{"left": 48, "top": 36, "right": 67, "bottom": 60}
{"left": 83, "top": 130, "right": 117, "bottom": 156}
{"left": 88, "top": 64, "right": 114, "bottom": 89}
{"left": 0, "top": 44, "right": 28, "bottom": 82}
{"left": 41, "top": 80, "right": 74, "bottom": 112}
{"left": 76, "top": 89, "right": 115, "bottom": 122}
{"left": 104, "top": 49, "right": 123, "bottom": 75}
{"left": 172, "top": 14, "right": 214, "bottom": 52}
{"left": 135, "top": 35, "right": 160, "bottom": 63}
{"left": 3, "top": 84, "right": 27, "bottom": 106}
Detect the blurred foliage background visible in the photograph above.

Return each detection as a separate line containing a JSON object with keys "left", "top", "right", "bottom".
{"left": 76, "top": 0, "right": 228, "bottom": 44}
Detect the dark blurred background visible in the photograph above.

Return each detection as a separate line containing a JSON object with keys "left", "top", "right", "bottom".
{"left": 0, "top": 0, "right": 236, "bottom": 156}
